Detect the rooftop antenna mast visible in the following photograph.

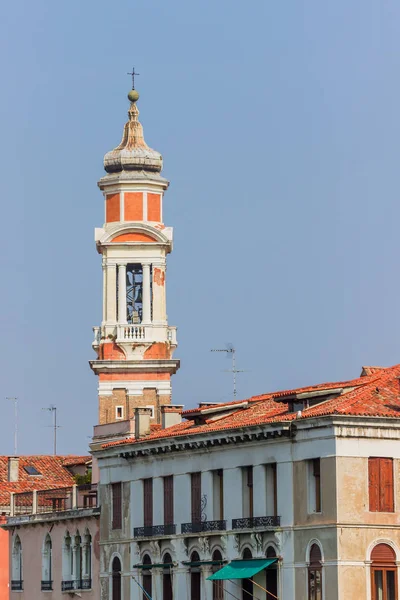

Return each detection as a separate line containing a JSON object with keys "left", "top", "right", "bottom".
{"left": 42, "top": 405, "right": 60, "bottom": 455}
{"left": 211, "top": 345, "right": 245, "bottom": 399}
{"left": 5, "top": 397, "right": 18, "bottom": 455}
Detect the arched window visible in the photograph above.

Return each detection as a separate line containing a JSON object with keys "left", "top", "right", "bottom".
{"left": 142, "top": 554, "right": 152, "bottom": 600}
{"left": 112, "top": 556, "right": 122, "bottom": 600}
{"left": 212, "top": 550, "right": 224, "bottom": 600}
{"left": 11, "top": 535, "right": 23, "bottom": 590}
{"left": 62, "top": 532, "right": 73, "bottom": 591}
{"left": 190, "top": 551, "right": 201, "bottom": 600}
{"left": 74, "top": 532, "right": 82, "bottom": 585}
{"left": 371, "top": 544, "right": 397, "bottom": 600}
{"left": 308, "top": 544, "right": 322, "bottom": 600}
{"left": 265, "top": 547, "right": 278, "bottom": 600}
{"left": 82, "top": 530, "right": 92, "bottom": 589}
{"left": 242, "top": 548, "right": 253, "bottom": 600}
{"left": 41, "top": 534, "right": 52, "bottom": 590}
{"left": 163, "top": 552, "right": 173, "bottom": 600}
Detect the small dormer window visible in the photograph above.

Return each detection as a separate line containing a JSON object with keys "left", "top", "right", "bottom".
{"left": 24, "top": 466, "right": 41, "bottom": 476}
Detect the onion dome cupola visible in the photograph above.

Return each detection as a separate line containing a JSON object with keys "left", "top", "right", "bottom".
{"left": 104, "top": 88, "right": 163, "bottom": 174}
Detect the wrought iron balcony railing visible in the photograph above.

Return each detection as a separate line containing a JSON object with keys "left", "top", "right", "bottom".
{"left": 134, "top": 524, "right": 176, "bottom": 538}
{"left": 11, "top": 581, "right": 23, "bottom": 591}
{"left": 232, "top": 516, "right": 281, "bottom": 530}
{"left": 61, "top": 581, "right": 75, "bottom": 591}
{"left": 181, "top": 520, "right": 227, "bottom": 534}
{"left": 61, "top": 579, "right": 92, "bottom": 591}
{"left": 41, "top": 580, "right": 53, "bottom": 591}
{"left": 79, "top": 578, "right": 92, "bottom": 590}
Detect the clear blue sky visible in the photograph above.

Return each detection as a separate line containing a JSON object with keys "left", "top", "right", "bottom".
{"left": 1, "top": 0, "right": 399, "bottom": 454}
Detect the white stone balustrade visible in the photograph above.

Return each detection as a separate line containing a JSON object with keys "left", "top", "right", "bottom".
{"left": 92, "top": 324, "right": 177, "bottom": 346}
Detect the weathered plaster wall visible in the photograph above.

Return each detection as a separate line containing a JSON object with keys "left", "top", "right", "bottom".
{"left": 9, "top": 516, "right": 99, "bottom": 600}
{"left": 0, "top": 518, "right": 9, "bottom": 600}
{"left": 293, "top": 456, "right": 337, "bottom": 525}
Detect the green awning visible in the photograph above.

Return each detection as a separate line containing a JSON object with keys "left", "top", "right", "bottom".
{"left": 207, "top": 558, "right": 277, "bottom": 581}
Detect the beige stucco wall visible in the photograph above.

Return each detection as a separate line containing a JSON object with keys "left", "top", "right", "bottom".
{"left": 9, "top": 515, "right": 99, "bottom": 600}
{"left": 293, "top": 456, "right": 337, "bottom": 526}
{"left": 99, "top": 482, "right": 131, "bottom": 600}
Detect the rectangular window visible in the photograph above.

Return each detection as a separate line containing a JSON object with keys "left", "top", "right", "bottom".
{"left": 266, "top": 463, "right": 277, "bottom": 516}
{"left": 212, "top": 469, "right": 224, "bottom": 520}
{"left": 111, "top": 482, "right": 122, "bottom": 529}
{"left": 191, "top": 472, "right": 202, "bottom": 523}
{"left": 164, "top": 476, "right": 174, "bottom": 526}
{"left": 115, "top": 406, "right": 123, "bottom": 420}
{"left": 369, "top": 457, "right": 394, "bottom": 512}
{"left": 308, "top": 459, "right": 321, "bottom": 513}
{"left": 242, "top": 466, "right": 254, "bottom": 518}
{"left": 143, "top": 478, "right": 153, "bottom": 527}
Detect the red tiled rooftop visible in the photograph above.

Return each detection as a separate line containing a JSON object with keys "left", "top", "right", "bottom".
{"left": 0, "top": 455, "right": 90, "bottom": 506}
{"left": 102, "top": 364, "right": 400, "bottom": 450}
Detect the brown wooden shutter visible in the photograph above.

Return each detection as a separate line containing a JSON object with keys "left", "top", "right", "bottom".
{"left": 272, "top": 463, "right": 277, "bottom": 517}
{"left": 112, "top": 482, "right": 122, "bottom": 530}
{"left": 247, "top": 466, "right": 254, "bottom": 518}
{"left": 191, "top": 472, "right": 201, "bottom": 522}
{"left": 313, "top": 459, "right": 321, "bottom": 512}
{"left": 369, "top": 458, "right": 380, "bottom": 512}
{"left": 371, "top": 543, "right": 396, "bottom": 564}
{"left": 164, "top": 476, "right": 174, "bottom": 525}
{"left": 380, "top": 458, "right": 394, "bottom": 512}
{"left": 309, "top": 543, "right": 322, "bottom": 566}
{"left": 218, "top": 470, "right": 224, "bottom": 520}
{"left": 143, "top": 478, "right": 153, "bottom": 527}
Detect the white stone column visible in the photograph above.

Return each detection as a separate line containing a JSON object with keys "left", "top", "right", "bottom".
{"left": 106, "top": 264, "right": 117, "bottom": 324}
{"left": 223, "top": 468, "right": 243, "bottom": 524}
{"left": 153, "top": 477, "right": 163, "bottom": 526}
{"left": 131, "top": 480, "right": 144, "bottom": 536}
{"left": 152, "top": 263, "right": 166, "bottom": 324}
{"left": 253, "top": 465, "right": 267, "bottom": 517}
{"left": 174, "top": 474, "right": 191, "bottom": 527}
{"left": 277, "top": 461, "right": 294, "bottom": 527}
{"left": 102, "top": 258, "right": 107, "bottom": 324}
{"left": 142, "top": 263, "right": 151, "bottom": 324}
{"left": 152, "top": 567, "right": 163, "bottom": 600}
{"left": 118, "top": 264, "right": 127, "bottom": 324}
{"left": 172, "top": 568, "right": 190, "bottom": 600}
{"left": 201, "top": 566, "right": 213, "bottom": 600}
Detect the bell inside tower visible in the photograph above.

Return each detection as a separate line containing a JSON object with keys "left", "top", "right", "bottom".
{"left": 119, "top": 264, "right": 153, "bottom": 324}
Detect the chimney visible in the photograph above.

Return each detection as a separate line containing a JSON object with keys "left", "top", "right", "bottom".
{"left": 8, "top": 457, "right": 19, "bottom": 482}
{"left": 161, "top": 405, "right": 183, "bottom": 429}
{"left": 134, "top": 407, "right": 152, "bottom": 439}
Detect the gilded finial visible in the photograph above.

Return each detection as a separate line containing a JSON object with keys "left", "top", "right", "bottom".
{"left": 127, "top": 67, "right": 140, "bottom": 103}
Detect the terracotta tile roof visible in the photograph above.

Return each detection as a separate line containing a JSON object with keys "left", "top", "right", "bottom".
{"left": 102, "top": 364, "right": 400, "bottom": 450}
{"left": 0, "top": 455, "right": 90, "bottom": 507}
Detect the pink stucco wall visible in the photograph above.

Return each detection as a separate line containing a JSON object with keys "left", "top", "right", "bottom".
{"left": 0, "top": 517, "right": 9, "bottom": 600}
{"left": 9, "top": 515, "right": 99, "bottom": 600}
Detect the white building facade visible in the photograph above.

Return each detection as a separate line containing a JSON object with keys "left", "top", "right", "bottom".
{"left": 94, "top": 368, "right": 400, "bottom": 600}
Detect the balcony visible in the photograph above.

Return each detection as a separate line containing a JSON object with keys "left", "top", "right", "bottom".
{"left": 41, "top": 580, "right": 53, "bottom": 591}
{"left": 92, "top": 324, "right": 177, "bottom": 347}
{"left": 232, "top": 516, "right": 281, "bottom": 530}
{"left": 11, "top": 581, "right": 23, "bottom": 591}
{"left": 61, "top": 579, "right": 91, "bottom": 591}
{"left": 134, "top": 524, "right": 176, "bottom": 538}
{"left": 11, "top": 484, "right": 98, "bottom": 520}
{"left": 61, "top": 581, "right": 74, "bottom": 591}
{"left": 181, "top": 520, "right": 227, "bottom": 534}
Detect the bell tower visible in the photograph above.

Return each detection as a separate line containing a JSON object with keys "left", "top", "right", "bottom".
{"left": 90, "top": 83, "right": 179, "bottom": 425}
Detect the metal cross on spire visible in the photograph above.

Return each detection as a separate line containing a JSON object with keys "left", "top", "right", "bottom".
{"left": 127, "top": 67, "right": 140, "bottom": 90}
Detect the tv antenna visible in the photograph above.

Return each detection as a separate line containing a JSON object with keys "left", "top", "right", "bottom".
{"left": 5, "top": 397, "right": 18, "bottom": 455}
{"left": 42, "top": 405, "right": 61, "bottom": 455}
{"left": 211, "top": 344, "right": 246, "bottom": 399}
